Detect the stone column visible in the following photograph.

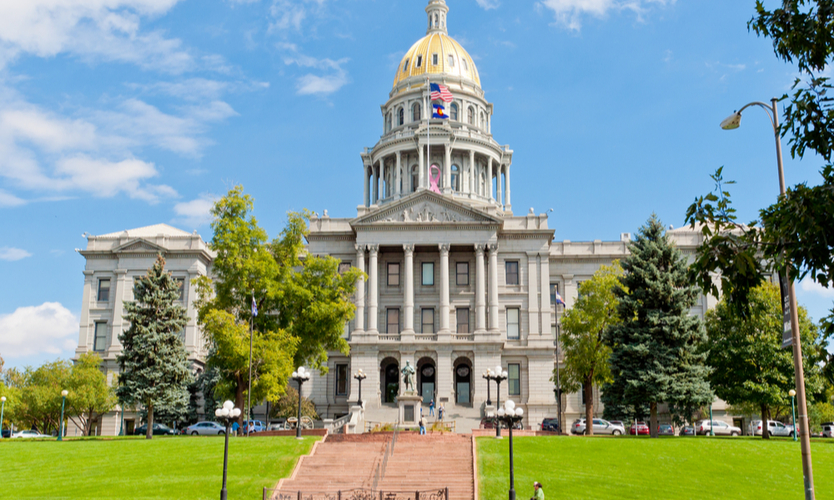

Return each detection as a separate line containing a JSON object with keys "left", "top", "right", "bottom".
{"left": 363, "top": 164, "right": 369, "bottom": 207}
{"left": 108, "top": 269, "right": 128, "bottom": 357}
{"left": 526, "top": 252, "right": 539, "bottom": 336}
{"left": 444, "top": 144, "right": 452, "bottom": 194}
{"left": 403, "top": 244, "right": 415, "bottom": 334}
{"left": 354, "top": 245, "right": 365, "bottom": 332}
{"left": 487, "top": 157, "right": 494, "bottom": 200}
{"left": 439, "top": 244, "right": 451, "bottom": 334}
{"left": 77, "top": 270, "right": 94, "bottom": 355}
{"left": 367, "top": 245, "right": 379, "bottom": 333}
{"left": 505, "top": 164, "right": 511, "bottom": 209}
{"left": 372, "top": 163, "right": 379, "bottom": 204}
{"left": 395, "top": 152, "right": 402, "bottom": 199}
{"left": 540, "top": 253, "right": 551, "bottom": 337}
{"left": 497, "top": 164, "right": 503, "bottom": 207}
{"left": 488, "top": 243, "right": 499, "bottom": 333}
{"left": 418, "top": 143, "right": 425, "bottom": 189}
{"left": 469, "top": 150, "right": 476, "bottom": 198}
{"left": 475, "top": 244, "right": 486, "bottom": 333}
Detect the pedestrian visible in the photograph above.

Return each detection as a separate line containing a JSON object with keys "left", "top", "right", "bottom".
{"left": 231, "top": 421, "right": 240, "bottom": 436}
{"left": 531, "top": 482, "right": 544, "bottom": 500}
{"left": 438, "top": 404, "right": 444, "bottom": 421}
{"left": 419, "top": 416, "right": 427, "bottom": 435}
{"left": 429, "top": 398, "right": 435, "bottom": 417}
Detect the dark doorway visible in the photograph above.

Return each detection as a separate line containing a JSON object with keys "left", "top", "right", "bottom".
{"left": 381, "top": 358, "right": 399, "bottom": 404}
{"left": 454, "top": 358, "right": 472, "bottom": 405}
{"left": 417, "top": 357, "right": 436, "bottom": 404}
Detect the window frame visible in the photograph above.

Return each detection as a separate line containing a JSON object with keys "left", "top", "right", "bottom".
{"left": 432, "top": 53, "right": 438, "bottom": 65}
{"left": 505, "top": 261, "right": 519, "bottom": 285}
{"left": 387, "top": 262, "right": 401, "bottom": 287}
{"left": 335, "top": 364, "right": 348, "bottom": 396}
{"left": 412, "top": 103, "right": 421, "bottom": 122}
{"left": 338, "top": 262, "right": 352, "bottom": 275}
{"left": 387, "top": 308, "right": 400, "bottom": 334}
{"left": 447, "top": 54, "right": 455, "bottom": 67}
{"left": 97, "top": 278, "right": 111, "bottom": 302}
{"left": 422, "top": 262, "right": 434, "bottom": 286}
{"left": 403, "top": 59, "right": 409, "bottom": 72}
{"left": 175, "top": 278, "right": 186, "bottom": 303}
{"left": 421, "top": 308, "right": 435, "bottom": 334}
{"left": 450, "top": 103, "right": 458, "bottom": 121}
{"left": 506, "top": 307, "right": 520, "bottom": 339}
{"left": 456, "top": 308, "right": 470, "bottom": 334}
{"left": 456, "top": 261, "right": 469, "bottom": 286}
{"left": 508, "top": 363, "right": 520, "bottom": 396}
{"left": 93, "top": 321, "right": 107, "bottom": 352}
{"left": 416, "top": 55, "right": 423, "bottom": 68}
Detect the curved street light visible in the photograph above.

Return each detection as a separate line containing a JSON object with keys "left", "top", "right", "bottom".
{"left": 496, "top": 399, "right": 524, "bottom": 500}
{"left": 58, "top": 390, "right": 68, "bottom": 441}
{"left": 491, "top": 365, "right": 508, "bottom": 438}
{"left": 215, "top": 400, "right": 242, "bottom": 500}
{"left": 353, "top": 369, "right": 367, "bottom": 408}
{"left": 292, "top": 367, "right": 311, "bottom": 439}
{"left": 720, "top": 98, "right": 814, "bottom": 499}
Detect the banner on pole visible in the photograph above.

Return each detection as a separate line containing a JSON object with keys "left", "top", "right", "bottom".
{"left": 779, "top": 272, "right": 792, "bottom": 349}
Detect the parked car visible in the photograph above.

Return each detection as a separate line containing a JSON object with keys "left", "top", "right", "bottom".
{"left": 822, "top": 422, "right": 833, "bottom": 438}
{"left": 541, "top": 418, "right": 559, "bottom": 432}
{"left": 185, "top": 421, "right": 226, "bottom": 436}
{"left": 11, "top": 430, "right": 51, "bottom": 439}
{"left": 134, "top": 423, "right": 177, "bottom": 436}
{"left": 680, "top": 426, "right": 696, "bottom": 436}
{"left": 629, "top": 422, "right": 650, "bottom": 435}
{"left": 267, "top": 419, "right": 288, "bottom": 431}
{"left": 572, "top": 418, "right": 624, "bottom": 435}
{"left": 609, "top": 420, "right": 625, "bottom": 429}
{"left": 696, "top": 419, "right": 741, "bottom": 436}
{"left": 1, "top": 429, "right": 11, "bottom": 438}
{"left": 242, "top": 420, "right": 265, "bottom": 434}
{"left": 749, "top": 420, "right": 794, "bottom": 437}
{"left": 658, "top": 424, "right": 675, "bottom": 436}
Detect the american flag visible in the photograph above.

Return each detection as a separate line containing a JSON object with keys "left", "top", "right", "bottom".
{"left": 430, "top": 83, "right": 453, "bottom": 103}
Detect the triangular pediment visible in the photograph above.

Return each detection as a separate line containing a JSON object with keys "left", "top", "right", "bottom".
{"left": 352, "top": 191, "right": 501, "bottom": 226}
{"left": 114, "top": 238, "right": 166, "bottom": 253}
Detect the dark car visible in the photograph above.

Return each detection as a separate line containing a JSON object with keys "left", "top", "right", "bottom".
{"left": 134, "top": 423, "right": 177, "bottom": 436}
{"left": 1, "top": 429, "right": 11, "bottom": 438}
{"left": 658, "top": 424, "right": 675, "bottom": 436}
{"left": 541, "top": 418, "right": 559, "bottom": 432}
{"left": 680, "top": 426, "right": 696, "bottom": 436}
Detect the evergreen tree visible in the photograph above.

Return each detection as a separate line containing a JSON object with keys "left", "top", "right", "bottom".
{"left": 603, "top": 215, "right": 713, "bottom": 437}
{"left": 117, "top": 255, "right": 190, "bottom": 439}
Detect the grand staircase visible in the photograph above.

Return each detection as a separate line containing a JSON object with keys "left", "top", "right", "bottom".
{"left": 276, "top": 433, "right": 476, "bottom": 500}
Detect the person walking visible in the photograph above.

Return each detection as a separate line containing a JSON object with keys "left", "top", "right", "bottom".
{"left": 419, "top": 416, "right": 427, "bottom": 435}
{"left": 438, "top": 404, "right": 444, "bottom": 421}
{"left": 531, "top": 482, "right": 544, "bottom": 500}
{"left": 429, "top": 398, "right": 435, "bottom": 417}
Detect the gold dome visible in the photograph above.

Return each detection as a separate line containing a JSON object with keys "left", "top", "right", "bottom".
{"left": 393, "top": 33, "right": 480, "bottom": 89}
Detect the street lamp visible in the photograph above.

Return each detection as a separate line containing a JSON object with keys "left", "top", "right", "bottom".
{"left": 482, "top": 368, "right": 493, "bottom": 406}
{"left": 292, "top": 367, "right": 311, "bottom": 439}
{"left": 496, "top": 400, "right": 524, "bottom": 500}
{"left": 492, "top": 365, "right": 508, "bottom": 438}
{"left": 0, "top": 396, "right": 6, "bottom": 439}
{"left": 215, "top": 400, "right": 241, "bottom": 500}
{"left": 721, "top": 98, "right": 815, "bottom": 499}
{"left": 58, "top": 390, "right": 68, "bottom": 441}
{"left": 790, "top": 389, "right": 797, "bottom": 442}
{"left": 353, "top": 369, "right": 367, "bottom": 407}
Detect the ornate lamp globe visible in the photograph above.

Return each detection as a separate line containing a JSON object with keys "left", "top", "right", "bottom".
{"left": 61, "top": 390, "right": 68, "bottom": 397}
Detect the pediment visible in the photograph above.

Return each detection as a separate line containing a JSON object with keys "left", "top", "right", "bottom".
{"left": 352, "top": 191, "right": 501, "bottom": 226}
{"left": 114, "top": 238, "right": 166, "bottom": 253}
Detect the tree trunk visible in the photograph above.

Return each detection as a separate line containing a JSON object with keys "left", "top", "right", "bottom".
{"left": 146, "top": 402, "right": 153, "bottom": 440}
{"left": 584, "top": 379, "right": 594, "bottom": 436}
{"left": 649, "top": 402, "right": 658, "bottom": 438}
{"left": 761, "top": 403, "right": 769, "bottom": 440}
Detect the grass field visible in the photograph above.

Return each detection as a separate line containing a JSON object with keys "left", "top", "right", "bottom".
{"left": 1, "top": 435, "right": 318, "bottom": 499}
{"left": 478, "top": 436, "right": 834, "bottom": 500}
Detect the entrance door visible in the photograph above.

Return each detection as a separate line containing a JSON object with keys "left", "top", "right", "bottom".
{"left": 419, "top": 363, "right": 436, "bottom": 404}
{"left": 382, "top": 362, "right": 399, "bottom": 403}
{"left": 455, "top": 364, "right": 471, "bottom": 404}
{"left": 422, "top": 383, "right": 435, "bottom": 404}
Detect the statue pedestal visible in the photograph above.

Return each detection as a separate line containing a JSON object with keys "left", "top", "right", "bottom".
{"left": 398, "top": 394, "right": 423, "bottom": 426}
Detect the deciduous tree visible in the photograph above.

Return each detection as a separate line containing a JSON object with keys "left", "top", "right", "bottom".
{"left": 66, "top": 353, "right": 117, "bottom": 436}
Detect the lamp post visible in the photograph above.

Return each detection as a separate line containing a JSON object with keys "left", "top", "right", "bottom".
{"left": 721, "top": 98, "right": 815, "bottom": 499}
{"left": 496, "top": 399, "right": 524, "bottom": 500}
{"left": 492, "top": 365, "right": 508, "bottom": 438}
{"left": 58, "top": 390, "right": 68, "bottom": 441}
{"left": 292, "top": 367, "right": 311, "bottom": 439}
{"left": 0, "top": 396, "right": 6, "bottom": 439}
{"left": 709, "top": 404, "right": 714, "bottom": 437}
{"left": 354, "top": 369, "right": 367, "bottom": 407}
{"left": 215, "top": 400, "right": 242, "bottom": 500}
{"left": 482, "top": 369, "right": 493, "bottom": 406}
{"left": 790, "top": 389, "right": 797, "bottom": 442}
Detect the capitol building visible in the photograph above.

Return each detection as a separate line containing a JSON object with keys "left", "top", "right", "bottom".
{"left": 74, "top": 0, "right": 727, "bottom": 435}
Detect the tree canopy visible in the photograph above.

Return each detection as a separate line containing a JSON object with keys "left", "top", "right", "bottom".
{"left": 66, "top": 353, "right": 117, "bottom": 436}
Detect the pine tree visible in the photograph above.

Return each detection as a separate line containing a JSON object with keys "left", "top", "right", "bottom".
{"left": 117, "top": 255, "right": 190, "bottom": 439}
{"left": 603, "top": 215, "right": 713, "bottom": 437}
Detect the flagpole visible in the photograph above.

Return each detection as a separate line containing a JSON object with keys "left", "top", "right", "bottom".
{"left": 247, "top": 290, "right": 254, "bottom": 436}
{"left": 426, "top": 76, "right": 430, "bottom": 189}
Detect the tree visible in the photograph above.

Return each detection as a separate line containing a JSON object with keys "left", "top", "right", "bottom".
{"left": 705, "top": 282, "right": 825, "bottom": 439}
{"left": 66, "top": 353, "right": 117, "bottom": 436}
{"left": 554, "top": 262, "right": 623, "bottom": 435}
{"left": 117, "top": 255, "right": 190, "bottom": 439}
{"left": 604, "top": 215, "right": 713, "bottom": 437}
{"left": 17, "top": 361, "right": 71, "bottom": 434}
{"left": 270, "top": 385, "right": 319, "bottom": 421}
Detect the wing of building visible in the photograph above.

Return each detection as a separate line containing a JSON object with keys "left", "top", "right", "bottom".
{"left": 74, "top": 0, "right": 739, "bottom": 435}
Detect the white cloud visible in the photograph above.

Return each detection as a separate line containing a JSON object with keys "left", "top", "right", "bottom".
{"left": 280, "top": 45, "right": 349, "bottom": 95}
{"left": 800, "top": 279, "right": 834, "bottom": 298}
{"left": 0, "top": 247, "right": 32, "bottom": 261}
{"left": 0, "top": 189, "right": 25, "bottom": 207}
{"left": 538, "top": 0, "right": 674, "bottom": 31}
{"left": 173, "top": 194, "right": 216, "bottom": 228}
{"left": 0, "top": 302, "right": 78, "bottom": 358}
{"left": 476, "top": 0, "right": 501, "bottom": 9}
{"left": 269, "top": 0, "right": 327, "bottom": 32}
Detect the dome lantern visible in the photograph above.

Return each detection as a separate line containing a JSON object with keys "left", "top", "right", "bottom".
{"left": 426, "top": 0, "right": 449, "bottom": 35}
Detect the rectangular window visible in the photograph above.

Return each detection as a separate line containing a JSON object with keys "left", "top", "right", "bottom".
{"left": 550, "top": 283, "right": 559, "bottom": 306}
{"left": 422, "top": 262, "right": 434, "bottom": 286}
{"left": 97, "top": 278, "right": 111, "bottom": 302}
{"left": 448, "top": 54, "right": 455, "bottom": 67}
{"left": 456, "top": 262, "right": 469, "bottom": 286}
{"left": 421, "top": 308, "right": 435, "bottom": 334}
{"left": 432, "top": 53, "right": 438, "bottom": 65}
{"left": 403, "top": 59, "right": 409, "bottom": 72}
{"left": 176, "top": 278, "right": 185, "bottom": 302}
{"left": 416, "top": 55, "right": 423, "bottom": 67}
{"left": 456, "top": 308, "right": 470, "bottom": 333}
{"left": 462, "top": 58, "right": 468, "bottom": 71}
{"left": 335, "top": 364, "right": 348, "bottom": 396}
{"left": 338, "top": 262, "right": 352, "bottom": 275}
{"left": 387, "top": 308, "right": 400, "bottom": 334}
{"left": 508, "top": 363, "right": 520, "bottom": 396}
{"left": 388, "top": 263, "right": 401, "bottom": 287}
{"left": 505, "top": 261, "right": 519, "bottom": 285}
{"left": 93, "top": 322, "right": 107, "bottom": 352}
{"left": 507, "top": 307, "right": 520, "bottom": 339}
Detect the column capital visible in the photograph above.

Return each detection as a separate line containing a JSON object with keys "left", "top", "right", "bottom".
{"left": 475, "top": 243, "right": 487, "bottom": 256}
{"left": 355, "top": 244, "right": 366, "bottom": 253}
{"left": 488, "top": 243, "right": 499, "bottom": 254}
{"left": 438, "top": 243, "right": 451, "bottom": 254}
{"left": 403, "top": 244, "right": 415, "bottom": 254}
{"left": 367, "top": 244, "right": 379, "bottom": 255}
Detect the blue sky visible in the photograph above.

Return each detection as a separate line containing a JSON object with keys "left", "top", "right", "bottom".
{"left": 1, "top": 0, "right": 831, "bottom": 369}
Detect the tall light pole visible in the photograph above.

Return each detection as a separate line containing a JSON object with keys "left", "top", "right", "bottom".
{"left": 496, "top": 399, "right": 524, "bottom": 500}
{"left": 354, "top": 369, "right": 367, "bottom": 407}
{"left": 247, "top": 290, "right": 257, "bottom": 437}
{"left": 482, "top": 369, "right": 493, "bottom": 406}
{"left": 215, "top": 400, "right": 241, "bottom": 500}
{"left": 58, "top": 390, "right": 68, "bottom": 441}
{"left": 492, "top": 365, "right": 508, "bottom": 438}
{"left": 790, "top": 389, "right": 797, "bottom": 442}
{"left": 721, "top": 97, "right": 815, "bottom": 499}
{"left": 292, "top": 367, "right": 311, "bottom": 439}
{"left": 0, "top": 396, "right": 6, "bottom": 439}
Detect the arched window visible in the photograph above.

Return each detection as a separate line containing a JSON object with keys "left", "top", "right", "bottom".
{"left": 411, "top": 165, "right": 419, "bottom": 192}
{"left": 412, "top": 103, "right": 421, "bottom": 122}
{"left": 468, "top": 106, "right": 474, "bottom": 125}
{"left": 398, "top": 107, "right": 404, "bottom": 126}
{"left": 451, "top": 165, "right": 460, "bottom": 191}
{"left": 480, "top": 112, "right": 485, "bottom": 129}
{"left": 450, "top": 103, "right": 458, "bottom": 121}
{"left": 434, "top": 13, "right": 438, "bottom": 27}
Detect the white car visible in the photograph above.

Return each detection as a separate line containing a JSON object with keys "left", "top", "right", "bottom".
{"left": 185, "top": 421, "right": 226, "bottom": 436}
{"left": 572, "top": 418, "right": 625, "bottom": 435}
{"left": 12, "top": 430, "right": 51, "bottom": 439}
{"left": 749, "top": 420, "right": 794, "bottom": 437}
{"left": 696, "top": 419, "right": 741, "bottom": 436}
{"left": 822, "top": 422, "right": 833, "bottom": 438}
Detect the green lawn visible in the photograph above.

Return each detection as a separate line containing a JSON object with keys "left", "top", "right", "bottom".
{"left": 1, "top": 435, "right": 318, "bottom": 499}
{"left": 478, "top": 436, "right": 834, "bottom": 500}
